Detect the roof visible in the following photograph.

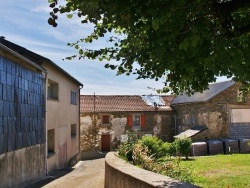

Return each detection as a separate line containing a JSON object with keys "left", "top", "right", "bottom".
{"left": 80, "top": 95, "right": 174, "bottom": 113}
{"left": 174, "top": 125, "right": 207, "bottom": 139}
{"left": 0, "top": 37, "right": 83, "bottom": 86}
{"left": 171, "top": 80, "right": 235, "bottom": 105}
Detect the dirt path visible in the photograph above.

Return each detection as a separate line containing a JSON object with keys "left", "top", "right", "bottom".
{"left": 27, "top": 158, "right": 105, "bottom": 188}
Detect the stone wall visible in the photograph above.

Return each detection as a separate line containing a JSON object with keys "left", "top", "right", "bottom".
{"left": 172, "top": 84, "right": 250, "bottom": 141}
{"left": 80, "top": 111, "right": 174, "bottom": 152}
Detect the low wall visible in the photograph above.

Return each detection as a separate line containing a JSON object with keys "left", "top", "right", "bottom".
{"left": 105, "top": 152, "right": 199, "bottom": 188}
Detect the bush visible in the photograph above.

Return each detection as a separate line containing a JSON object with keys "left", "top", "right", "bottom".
{"left": 117, "top": 135, "right": 193, "bottom": 183}
{"left": 117, "top": 131, "right": 138, "bottom": 161}
{"left": 138, "top": 135, "right": 173, "bottom": 159}
{"left": 174, "top": 137, "right": 192, "bottom": 159}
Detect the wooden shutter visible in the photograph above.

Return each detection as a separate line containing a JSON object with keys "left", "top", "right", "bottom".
{"left": 127, "top": 115, "right": 132, "bottom": 127}
{"left": 141, "top": 114, "right": 146, "bottom": 127}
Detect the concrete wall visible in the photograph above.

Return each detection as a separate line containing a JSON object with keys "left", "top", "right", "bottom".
{"left": 80, "top": 111, "right": 174, "bottom": 152}
{"left": 105, "top": 152, "right": 198, "bottom": 188}
{"left": 172, "top": 84, "right": 250, "bottom": 141}
{"left": 0, "top": 144, "right": 45, "bottom": 188}
{"left": 43, "top": 62, "right": 80, "bottom": 172}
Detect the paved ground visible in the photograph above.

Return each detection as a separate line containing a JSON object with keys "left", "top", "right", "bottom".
{"left": 26, "top": 158, "right": 105, "bottom": 188}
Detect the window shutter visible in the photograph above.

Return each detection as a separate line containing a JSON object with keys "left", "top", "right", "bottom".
{"left": 141, "top": 115, "right": 146, "bottom": 127}
{"left": 127, "top": 115, "right": 132, "bottom": 127}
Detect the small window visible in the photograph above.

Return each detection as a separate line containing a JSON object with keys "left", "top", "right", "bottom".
{"left": 71, "top": 90, "right": 77, "bottom": 105}
{"left": 48, "top": 80, "right": 58, "bottom": 100}
{"left": 133, "top": 115, "right": 141, "bottom": 130}
{"left": 102, "top": 115, "right": 110, "bottom": 125}
{"left": 71, "top": 124, "right": 77, "bottom": 137}
{"left": 47, "top": 129, "right": 55, "bottom": 157}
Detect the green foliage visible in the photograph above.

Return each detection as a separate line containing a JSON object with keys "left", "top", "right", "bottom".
{"left": 117, "top": 135, "right": 192, "bottom": 182}
{"left": 174, "top": 137, "right": 192, "bottom": 159}
{"left": 48, "top": 0, "right": 250, "bottom": 95}
{"left": 117, "top": 131, "right": 138, "bottom": 162}
{"left": 138, "top": 136, "right": 171, "bottom": 159}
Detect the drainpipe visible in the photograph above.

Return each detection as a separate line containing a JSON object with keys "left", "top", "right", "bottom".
{"left": 44, "top": 72, "right": 48, "bottom": 175}
{"left": 79, "top": 86, "right": 83, "bottom": 159}
{"left": 173, "top": 114, "right": 177, "bottom": 136}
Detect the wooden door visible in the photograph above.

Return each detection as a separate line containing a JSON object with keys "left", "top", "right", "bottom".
{"left": 101, "top": 134, "right": 110, "bottom": 152}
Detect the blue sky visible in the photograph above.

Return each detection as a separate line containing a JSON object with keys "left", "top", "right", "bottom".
{"left": 0, "top": 1, "right": 227, "bottom": 95}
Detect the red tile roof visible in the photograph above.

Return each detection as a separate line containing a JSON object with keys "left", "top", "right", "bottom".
{"left": 80, "top": 95, "right": 174, "bottom": 113}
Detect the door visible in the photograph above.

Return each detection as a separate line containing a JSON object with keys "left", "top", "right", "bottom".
{"left": 101, "top": 134, "right": 111, "bottom": 152}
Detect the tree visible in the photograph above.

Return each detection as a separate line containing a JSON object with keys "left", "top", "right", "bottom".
{"left": 48, "top": 0, "right": 250, "bottom": 94}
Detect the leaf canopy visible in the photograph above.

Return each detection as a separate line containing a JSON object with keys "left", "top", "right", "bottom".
{"left": 48, "top": 0, "right": 250, "bottom": 94}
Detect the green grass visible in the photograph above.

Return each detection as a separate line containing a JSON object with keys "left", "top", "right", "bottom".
{"left": 180, "top": 154, "right": 250, "bottom": 188}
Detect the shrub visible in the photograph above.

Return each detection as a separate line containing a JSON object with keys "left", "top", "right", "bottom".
{"left": 117, "top": 134, "right": 193, "bottom": 183}
{"left": 174, "top": 137, "right": 192, "bottom": 159}
{"left": 138, "top": 135, "right": 172, "bottom": 159}
{"left": 132, "top": 143, "right": 154, "bottom": 170}
{"left": 117, "top": 131, "right": 138, "bottom": 161}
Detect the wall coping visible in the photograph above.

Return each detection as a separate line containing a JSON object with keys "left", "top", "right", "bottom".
{"left": 105, "top": 152, "right": 199, "bottom": 188}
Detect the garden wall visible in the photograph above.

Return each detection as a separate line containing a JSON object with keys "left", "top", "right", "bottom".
{"left": 105, "top": 152, "right": 199, "bottom": 188}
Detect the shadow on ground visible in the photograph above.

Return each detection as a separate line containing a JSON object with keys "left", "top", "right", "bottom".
{"left": 25, "top": 151, "right": 107, "bottom": 188}
{"left": 25, "top": 168, "right": 74, "bottom": 188}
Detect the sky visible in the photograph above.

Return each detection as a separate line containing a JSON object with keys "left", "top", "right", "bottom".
{"left": 0, "top": 1, "right": 227, "bottom": 95}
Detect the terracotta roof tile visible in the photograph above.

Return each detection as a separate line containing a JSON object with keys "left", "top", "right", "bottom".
{"left": 80, "top": 95, "right": 174, "bottom": 113}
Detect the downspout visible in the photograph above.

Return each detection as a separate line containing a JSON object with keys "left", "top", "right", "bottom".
{"left": 79, "top": 86, "right": 83, "bottom": 159}
{"left": 44, "top": 72, "right": 48, "bottom": 175}
{"left": 174, "top": 114, "right": 177, "bottom": 136}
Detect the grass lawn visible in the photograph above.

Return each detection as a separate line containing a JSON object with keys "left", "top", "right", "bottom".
{"left": 180, "top": 154, "right": 250, "bottom": 188}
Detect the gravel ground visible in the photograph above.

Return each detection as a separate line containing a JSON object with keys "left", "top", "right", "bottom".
{"left": 27, "top": 158, "right": 105, "bottom": 188}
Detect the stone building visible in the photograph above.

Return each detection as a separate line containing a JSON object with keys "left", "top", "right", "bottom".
{"left": 171, "top": 80, "right": 250, "bottom": 141}
{"left": 80, "top": 95, "right": 175, "bottom": 152}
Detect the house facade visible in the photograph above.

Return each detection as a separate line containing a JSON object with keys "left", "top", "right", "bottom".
{"left": 171, "top": 80, "right": 250, "bottom": 141}
{"left": 0, "top": 37, "right": 83, "bottom": 187}
{"left": 80, "top": 95, "right": 175, "bottom": 152}
{"left": 0, "top": 38, "right": 46, "bottom": 187}
{"left": 44, "top": 61, "right": 83, "bottom": 172}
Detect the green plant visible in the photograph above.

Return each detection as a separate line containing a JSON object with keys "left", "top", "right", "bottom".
{"left": 174, "top": 137, "right": 192, "bottom": 159}
{"left": 117, "top": 131, "right": 138, "bottom": 161}
{"left": 132, "top": 143, "right": 154, "bottom": 170}
{"left": 138, "top": 135, "right": 173, "bottom": 159}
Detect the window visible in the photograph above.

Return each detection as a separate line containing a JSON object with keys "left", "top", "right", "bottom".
{"left": 102, "top": 115, "right": 110, "bottom": 125}
{"left": 47, "top": 129, "right": 55, "bottom": 157}
{"left": 47, "top": 80, "right": 58, "bottom": 100}
{"left": 70, "top": 90, "right": 77, "bottom": 105}
{"left": 127, "top": 114, "right": 146, "bottom": 131}
{"left": 133, "top": 115, "right": 141, "bottom": 130}
{"left": 71, "top": 124, "right": 77, "bottom": 137}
